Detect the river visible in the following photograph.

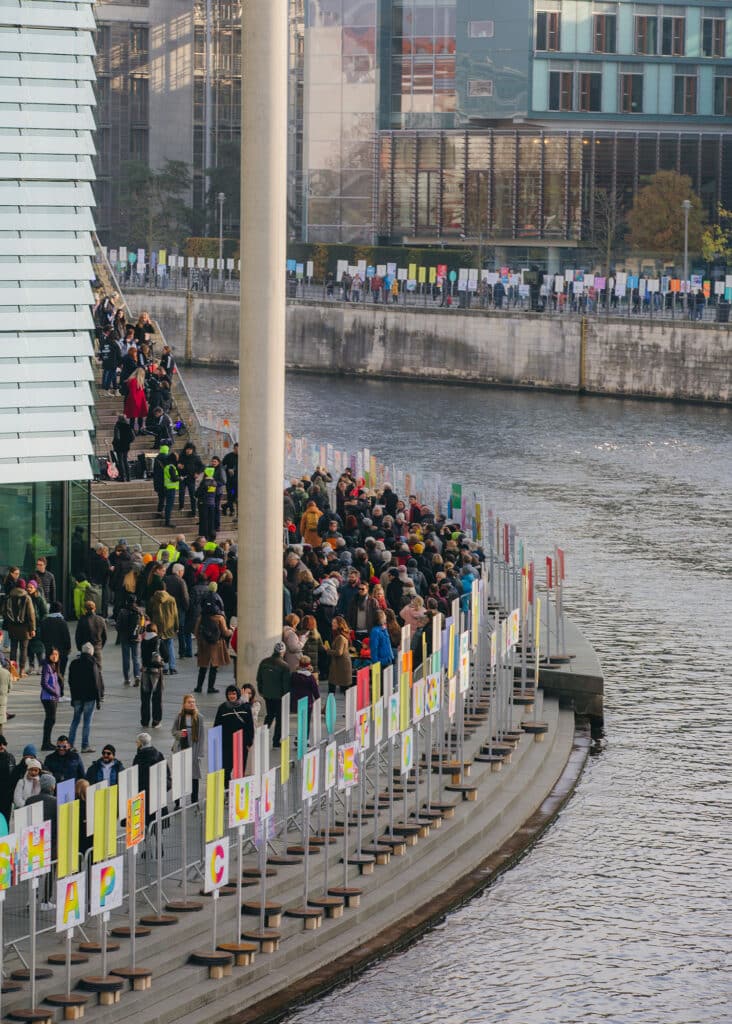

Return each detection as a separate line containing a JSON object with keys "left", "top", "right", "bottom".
{"left": 188, "top": 369, "right": 731, "bottom": 1024}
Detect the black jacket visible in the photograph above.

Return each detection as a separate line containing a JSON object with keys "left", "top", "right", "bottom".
{"left": 133, "top": 744, "right": 170, "bottom": 822}
{"left": 38, "top": 613, "right": 72, "bottom": 658}
{"left": 68, "top": 653, "right": 104, "bottom": 705}
{"left": 213, "top": 700, "right": 254, "bottom": 770}
{"left": 177, "top": 449, "right": 204, "bottom": 478}
{"left": 75, "top": 613, "right": 107, "bottom": 653}
{"left": 113, "top": 419, "right": 135, "bottom": 452}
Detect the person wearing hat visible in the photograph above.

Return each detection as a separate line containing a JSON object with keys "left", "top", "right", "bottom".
{"left": 86, "top": 744, "right": 125, "bottom": 785}
{"left": 256, "top": 642, "right": 291, "bottom": 748}
{"left": 3, "top": 578, "right": 35, "bottom": 677}
{"left": 67, "top": 644, "right": 104, "bottom": 753}
{"left": 13, "top": 757, "right": 42, "bottom": 808}
{"left": 213, "top": 685, "right": 254, "bottom": 784}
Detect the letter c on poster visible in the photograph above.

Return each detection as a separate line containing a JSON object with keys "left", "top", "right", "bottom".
{"left": 204, "top": 837, "right": 229, "bottom": 893}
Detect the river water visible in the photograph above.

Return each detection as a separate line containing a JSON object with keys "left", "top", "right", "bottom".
{"left": 189, "top": 369, "right": 731, "bottom": 1024}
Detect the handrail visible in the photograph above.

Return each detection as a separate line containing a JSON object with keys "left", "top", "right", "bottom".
{"left": 73, "top": 481, "right": 162, "bottom": 549}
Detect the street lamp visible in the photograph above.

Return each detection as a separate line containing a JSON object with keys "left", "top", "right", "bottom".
{"left": 682, "top": 199, "right": 691, "bottom": 317}
{"left": 217, "top": 191, "right": 225, "bottom": 284}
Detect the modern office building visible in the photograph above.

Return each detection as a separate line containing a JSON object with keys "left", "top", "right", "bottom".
{"left": 92, "top": 1, "right": 732, "bottom": 262}
{"left": 93, "top": 0, "right": 306, "bottom": 242}
{"left": 0, "top": 0, "right": 96, "bottom": 592}
{"left": 303, "top": 0, "right": 732, "bottom": 261}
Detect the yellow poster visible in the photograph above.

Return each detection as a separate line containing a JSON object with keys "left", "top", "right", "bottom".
{"left": 429, "top": 267, "right": 437, "bottom": 283}
{"left": 280, "top": 737, "right": 291, "bottom": 784}
{"left": 418, "top": 267, "right": 427, "bottom": 284}
{"left": 408, "top": 263, "right": 417, "bottom": 280}
{"left": 205, "top": 769, "right": 225, "bottom": 842}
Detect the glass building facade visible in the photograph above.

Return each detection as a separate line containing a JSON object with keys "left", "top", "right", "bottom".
{"left": 376, "top": 128, "right": 732, "bottom": 247}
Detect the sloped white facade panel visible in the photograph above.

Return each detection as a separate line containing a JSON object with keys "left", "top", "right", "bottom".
{"left": 0, "top": 0, "right": 97, "bottom": 482}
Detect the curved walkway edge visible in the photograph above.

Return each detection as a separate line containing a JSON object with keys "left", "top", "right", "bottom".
{"left": 229, "top": 717, "right": 592, "bottom": 1024}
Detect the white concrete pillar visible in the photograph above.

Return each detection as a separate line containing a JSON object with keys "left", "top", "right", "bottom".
{"left": 237, "top": 0, "right": 287, "bottom": 681}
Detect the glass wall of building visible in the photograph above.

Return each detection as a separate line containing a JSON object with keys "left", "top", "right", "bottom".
{"left": 377, "top": 128, "right": 732, "bottom": 245}
{"left": 0, "top": 484, "right": 90, "bottom": 612}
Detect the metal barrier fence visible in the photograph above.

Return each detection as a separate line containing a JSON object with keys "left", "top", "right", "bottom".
{"left": 115, "top": 271, "right": 731, "bottom": 324}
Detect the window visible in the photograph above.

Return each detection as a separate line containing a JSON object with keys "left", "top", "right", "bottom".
{"left": 549, "top": 70, "right": 573, "bottom": 111}
{"left": 634, "top": 15, "right": 657, "bottom": 55}
{"left": 714, "top": 76, "right": 732, "bottom": 115}
{"left": 579, "top": 72, "right": 601, "bottom": 111}
{"left": 536, "top": 11, "right": 561, "bottom": 51}
{"left": 129, "top": 127, "right": 147, "bottom": 161}
{"left": 130, "top": 26, "right": 148, "bottom": 56}
{"left": 129, "top": 77, "right": 148, "bottom": 122}
{"left": 673, "top": 74, "right": 696, "bottom": 114}
{"left": 469, "top": 20, "right": 494, "bottom": 38}
{"left": 593, "top": 13, "right": 616, "bottom": 54}
{"left": 620, "top": 73, "right": 643, "bottom": 113}
{"left": 702, "top": 16, "right": 725, "bottom": 57}
{"left": 662, "top": 17, "right": 685, "bottom": 56}
{"left": 468, "top": 79, "right": 493, "bottom": 96}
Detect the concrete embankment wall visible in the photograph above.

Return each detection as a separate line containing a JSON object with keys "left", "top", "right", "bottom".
{"left": 125, "top": 288, "right": 732, "bottom": 404}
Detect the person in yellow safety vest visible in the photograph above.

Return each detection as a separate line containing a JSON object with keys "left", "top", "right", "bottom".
{"left": 162, "top": 454, "right": 180, "bottom": 529}
{"left": 155, "top": 543, "right": 179, "bottom": 564}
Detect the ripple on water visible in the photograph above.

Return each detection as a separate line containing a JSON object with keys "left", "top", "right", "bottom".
{"left": 186, "top": 370, "right": 732, "bottom": 1024}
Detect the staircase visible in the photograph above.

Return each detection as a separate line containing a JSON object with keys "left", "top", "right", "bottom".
{"left": 89, "top": 239, "right": 237, "bottom": 552}
{"left": 90, "top": 377, "right": 236, "bottom": 551}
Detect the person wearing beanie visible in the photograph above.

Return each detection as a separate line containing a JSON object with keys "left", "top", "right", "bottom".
{"left": 67, "top": 644, "right": 104, "bottom": 753}
{"left": 255, "top": 642, "right": 291, "bottom": 747}
{"left": 13, "top": 757, "right": 42, "bottom": 808}
{"left": 86, "top": 744, "right": 125, "bottom": 786}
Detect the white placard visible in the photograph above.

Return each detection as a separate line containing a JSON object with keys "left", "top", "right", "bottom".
{"left": 56, "top": 872, "right": 86, "bottom": 932}
{"left": 171, "top": 747, "right": 193, "bottom": 802}
{"left": 147, "top": 759, "right": 168, "bottom": 816}
{"left": 85, "top": 780, "right": 109, "bottom": 837}
{"left": 117, "top": 766, "right": 138, "bottom": 821}
{"left": 90, "top": 856, "right": 124, "bottom": 916}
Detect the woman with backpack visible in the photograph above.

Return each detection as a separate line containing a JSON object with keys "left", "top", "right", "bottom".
{"left": 194, "top": 597, "right": 232, "bottom": 694}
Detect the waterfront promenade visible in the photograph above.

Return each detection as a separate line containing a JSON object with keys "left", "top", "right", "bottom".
{"left": 1, "top": 609, "right": 594, "bottom": 1024}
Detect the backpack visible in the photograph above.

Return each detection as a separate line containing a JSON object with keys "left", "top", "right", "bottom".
{"left": 4, "top": 593, "right": 28, "bottom": 625}
{"left": 199, "top": 614, "right": 220, "bottom": 645}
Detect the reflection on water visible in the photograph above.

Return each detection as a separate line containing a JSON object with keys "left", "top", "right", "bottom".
{"left": 188, "top": 370, "right": 732, "bottom": 1024}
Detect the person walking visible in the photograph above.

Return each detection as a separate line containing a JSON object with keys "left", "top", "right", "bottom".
{"left": 140, "top": 651, "right": 165, "bottom": 729}
{"left": 74, "top": 600, "right": 107, "bottom": 669}
{"left": 117, "top": 592, "right": 143, "bottom": 686}
{"left": 67, "top": 643, "right": 104, "bottom": 753}
{"left": 171, "top": 694, "right": 206, "bottom": 803}
{"left": 39, "top": 648, "right": 63, "bottom": 751}
{"left": 255, "top": 641, "right": 291, "bottom": 748}
{"left": 164, "top": 564, "right": 190, "bottom": 659}
{"left": 193, "top": 596, "right": 231, "bottom": 694}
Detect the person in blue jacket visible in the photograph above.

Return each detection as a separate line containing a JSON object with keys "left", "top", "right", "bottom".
{"left": 369, "top": 610, "right": 395, "bottom": 669}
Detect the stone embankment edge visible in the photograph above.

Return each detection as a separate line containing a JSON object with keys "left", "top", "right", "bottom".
{"left": 226, "top": 721, "right": 591, "bottom": 1024}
